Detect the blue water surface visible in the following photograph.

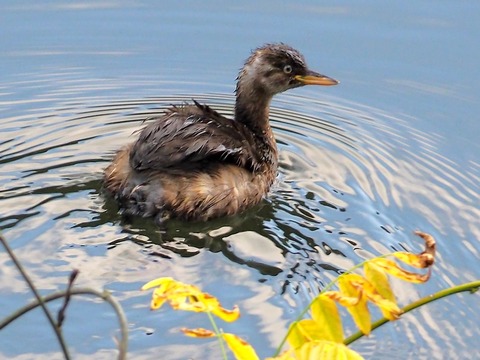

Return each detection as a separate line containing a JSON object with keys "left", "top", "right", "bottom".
{"left": 1, "top": 1, "right": 479, "bottom": 359}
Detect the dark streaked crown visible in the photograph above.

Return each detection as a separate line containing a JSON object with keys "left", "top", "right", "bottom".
{"left": 236, "top": 43, "right": 311, "bottom": 96}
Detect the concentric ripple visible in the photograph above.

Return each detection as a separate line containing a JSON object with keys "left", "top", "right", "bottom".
{"left": 0, "top": 73, "right": 478, "bottom": 359}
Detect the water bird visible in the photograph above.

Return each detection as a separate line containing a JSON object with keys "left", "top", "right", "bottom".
{"left": 104, "top": 43, "right": 338, "bottom": 223}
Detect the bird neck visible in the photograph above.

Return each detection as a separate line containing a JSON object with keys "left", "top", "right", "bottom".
{"left": 234, "top": 84, "right": 276, "bottom": 150}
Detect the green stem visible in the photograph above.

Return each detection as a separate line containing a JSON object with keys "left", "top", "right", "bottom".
{"left": 0, "top": 287, "right": 128, "bottom": 360}
{"left": 0, "top": 233, "right": 71, "bottom": 359}
{"left": 344, "top": 280, "right": 480, "bottom": 345}
{"left": 206, "top": 311, "right": 228, "bottom": 360}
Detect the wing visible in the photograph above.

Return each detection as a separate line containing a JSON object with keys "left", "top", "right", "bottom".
{"left": 129, "top": 102, "right": 262, "bottom": 172}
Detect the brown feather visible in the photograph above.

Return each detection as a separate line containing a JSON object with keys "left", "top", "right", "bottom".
{"left": 103, "top": 43, "right": 337, "bottom": 222}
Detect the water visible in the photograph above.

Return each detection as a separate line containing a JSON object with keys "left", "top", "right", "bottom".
{"left": 1, "top": 1, "right": 479, "bottom": 359}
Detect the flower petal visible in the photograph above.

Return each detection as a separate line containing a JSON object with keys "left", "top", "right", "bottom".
{"left": 338, "top": 275, "right": 371, "bottom": 335}
{"left": 371, "top": 258, "right": 431, "bottom": 283}
{"left": 181, "top": 327, "right": 216, "bottom": 338}
{"left": 141, "top": 277, "right": 174, "bottom": 291}
{"left": 222, "top": 333, "right": 260, "bottom": 360}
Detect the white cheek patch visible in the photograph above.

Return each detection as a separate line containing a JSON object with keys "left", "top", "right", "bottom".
{"left": 244, "top": 57, "right": 276, "bottom": 86}
{"left": 251, "top": 55, "right": 264, "bottom": 69}
{"left": 253, "top": 56, "right": 276, "bottom": 74}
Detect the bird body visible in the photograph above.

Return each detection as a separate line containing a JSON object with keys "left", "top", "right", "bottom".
{"left": 104, "top": 44, "right": 338, "bottom": 223}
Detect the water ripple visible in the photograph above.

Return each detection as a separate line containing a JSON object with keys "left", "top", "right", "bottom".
{"left": 1, "top": 73, "right": 478, "bottom": 360}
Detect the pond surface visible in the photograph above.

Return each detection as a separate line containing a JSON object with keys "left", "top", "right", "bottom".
{"left": 1, "top": 1, "right": 479, "bottom": 359}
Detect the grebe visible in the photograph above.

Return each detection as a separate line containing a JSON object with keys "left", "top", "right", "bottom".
{"left": 104, "top": 43, "right": 338, "bottom": 223}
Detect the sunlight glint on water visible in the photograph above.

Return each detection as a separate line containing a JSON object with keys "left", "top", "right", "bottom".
{"left": 0, "top": 71, "right": 478, "bottom": 359}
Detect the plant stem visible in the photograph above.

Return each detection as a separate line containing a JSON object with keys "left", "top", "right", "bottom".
{"left": 0, "top": 233, "right": 71, "bottom": 359}
{"left": 57, "top": 269, "right": 79, "bottom": 327}
{"left": 0, "top": 287, "right": 129, "bottom": 360}
{"left": 344, "top": 280, "right": 480, "bottom": 345}
{"left": 206, "top": 311, "right": 228, "bottom": 360}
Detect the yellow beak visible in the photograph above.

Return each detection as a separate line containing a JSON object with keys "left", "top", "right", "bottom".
{"left": 295, "top": 71, "right": 339, "bottom": 86}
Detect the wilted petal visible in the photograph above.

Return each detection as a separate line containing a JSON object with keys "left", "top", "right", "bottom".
{"left": 172, "top": 300, "right": 207, "bottom": 312}
{"left": 222, "top": 333, "right": 260, "bottom": 360}
{"left": 364, "top": 262, "right": 401, "bottom": 320}
{"left": 346, "top": 274, "right": 402, "bottom": 321}
{"left": 156, "top": 287, "right": 241, "bottom": 321}
{"left": 359, "top": 282, "right": 402, "bottom": 320}
{"left": 392, "top": 252, "right": 435, "bottom": 269}
{"left": 149, "top": 281, "right": 183, "bottom": 310}
{"left": 143, "top": 278, "right": 213, "bottom": 312}
{"left": 391, "top": 231, "right": 436, "bottom": 269}
{"left": 150, "top": 291, "right": 168, "bottom": 310}
{"left": 371, "top": 258, "right": 431, "bottom": 283}
{"left": 187, "top": 292, "right": 241, "bottom": 322}
{"left": 338, "top": 275, "right": 371, "bottom": 335}
{"left": 414, "top": 231, "right": 436, "bottom": 257}
{"left": 322, "top": 290, "right": 361, "bottom": 307}
{"left": 181, "top": 327, "right": 216, "bottom": 338}
{"left": 212, "top": 304, "right": 241, "bottom": 322}
{"left": 141, "top": 277, "right": 175, "bottom": 291}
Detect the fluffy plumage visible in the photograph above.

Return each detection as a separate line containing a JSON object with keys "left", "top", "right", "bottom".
{"left": 104, "top": 43, "right": 338, "bottom": 223}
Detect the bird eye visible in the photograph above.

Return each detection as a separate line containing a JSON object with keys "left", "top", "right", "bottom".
{"left": 283, "top": 65, "right": 293, "bottom": 74}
